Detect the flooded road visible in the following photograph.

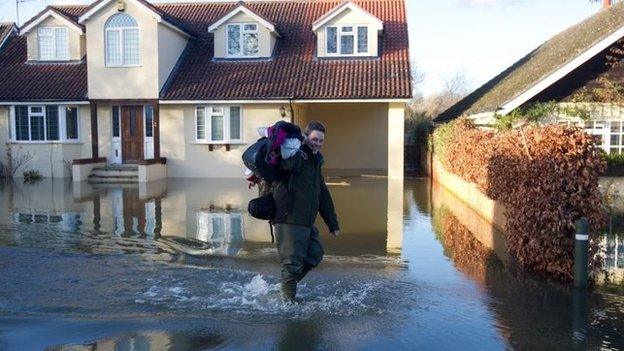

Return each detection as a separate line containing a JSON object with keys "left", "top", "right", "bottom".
{"left": 0, "top": 178, "right": 623, "bottom": 350}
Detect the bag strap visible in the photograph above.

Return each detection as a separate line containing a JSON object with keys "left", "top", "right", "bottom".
{"left": 269, "top": 221, "right": 275, "bottom": 243}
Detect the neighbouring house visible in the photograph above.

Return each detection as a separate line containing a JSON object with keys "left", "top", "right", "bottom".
{"left": 0, "top": 0, "right": 411, "bottom": 181}
{"left": 435, "top": 1, "right": 624, "bottom": 156}
{"left": 0, "top": 23, "right": 17, "bottom": 51}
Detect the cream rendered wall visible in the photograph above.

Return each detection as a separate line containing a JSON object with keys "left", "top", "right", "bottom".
{"left": 299, "top": 103, "right": 388, "bottom": 173}
{"left": 26, "top": 16, "right": 85, "bottom": 61}
{"left": 213, "top": 12, "right": 275, "bottom": 58}
{"left": 96, "top": 105, "right": 113, "bottom": 161}
{"left": 157, "top": 24, "right": 188, "bottom": 90}
{"left": 160, "top": 104, "right": 287, "bottom": 178}
{"left": 85, "top": 1, "right": 159, "bottom": 99}
{"left": 316, "top": 8, "right": 379, "bottom": 58}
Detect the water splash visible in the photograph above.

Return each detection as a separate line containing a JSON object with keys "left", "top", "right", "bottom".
{"left": 137, "top": 274, "right": 385, "bottom": 318}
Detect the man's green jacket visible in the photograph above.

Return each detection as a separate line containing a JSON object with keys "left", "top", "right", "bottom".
{"left": 272, "top": 144, "right": 340, "bottom": 232}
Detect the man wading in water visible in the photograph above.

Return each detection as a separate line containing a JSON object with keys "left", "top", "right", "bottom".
{"left": 271, "top": 120, "right": 340, "bottom": 303}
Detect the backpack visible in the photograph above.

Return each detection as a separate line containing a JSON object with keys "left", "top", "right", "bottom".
{"left": 242, "top": 121, "right": 303, "bottom": 182}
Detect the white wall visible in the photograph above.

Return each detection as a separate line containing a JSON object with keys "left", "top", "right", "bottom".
{"left": 157, "top": 24, "right": 188, "bottom": 90}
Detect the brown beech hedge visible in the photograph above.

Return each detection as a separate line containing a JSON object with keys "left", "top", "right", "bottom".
{"left": 434, "top": 118, "right": 607, "bottom": 282}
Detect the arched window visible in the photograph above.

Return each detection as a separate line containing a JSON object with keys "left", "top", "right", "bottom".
{"left": 105, "top": 13, "right": 139, "bottom": 66}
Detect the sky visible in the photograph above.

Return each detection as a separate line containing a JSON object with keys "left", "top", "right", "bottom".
{"left": 0, "top": 0, "right": 605, "bottom": 96}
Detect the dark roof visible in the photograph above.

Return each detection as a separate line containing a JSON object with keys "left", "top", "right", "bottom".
{"left": 0, "top": 0, "right": 410, "bottom": 102}
{"left": 0, "top": 22, "right": 16, "bottom": 49}
{"left": 0, "top": 36, "right": 87, "bottom": 101}
{"left": 20, "top": 6, "right": 85, "bottom": 33}
{"left": 436, "top": 2, "right": 624, "bottom": 122}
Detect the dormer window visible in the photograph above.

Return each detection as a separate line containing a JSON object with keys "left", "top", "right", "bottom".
{"left": 38, "top": 27, "right": 69, "bottom": 61}
{"left": 326, "top": 25, "right": 369, "bottom": 56}
{"left": 227, "top": 23, "right": 259, "bottom": 58}
{"left": 105, "top": 13, "right": 140, "bottom": 66}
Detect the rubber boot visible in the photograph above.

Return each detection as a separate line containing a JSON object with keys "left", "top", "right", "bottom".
{"left": 281, "top": 281, "right": 297, "bottom": 303}
{"left": 297, "top": 264, "right": 313, "bottom": 283}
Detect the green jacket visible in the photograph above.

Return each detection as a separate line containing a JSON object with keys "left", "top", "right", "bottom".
{"left": 272, "top": 145, "right": 340, "bottom": 232}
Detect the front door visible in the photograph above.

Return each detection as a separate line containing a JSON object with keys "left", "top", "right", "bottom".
{"left": 121, "top": 106, "right": 144, "bottom": 163}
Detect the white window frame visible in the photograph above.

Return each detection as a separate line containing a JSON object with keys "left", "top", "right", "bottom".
{"left": 226, "top": 23, "right": 260, "bottom": 59}
{"left": 37, "top": 26, "right": 69, "bottom": 61}
{"left": 104, "top": 16, "right": 140, "bottom": 67}
{"left": 196, "top": 211, "right": 244, "bottom": 244}
{"left": 9, "top": 105, "right": 81, "bottom": 143}
{"left": 195, "top": 105, "right": 244, "bottom": 144}
{"left": 325, "top": 24, "right": 370, "bottom": 57}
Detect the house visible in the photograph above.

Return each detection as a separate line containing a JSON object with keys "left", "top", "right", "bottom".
{"left": 0, "top": 0, "right": 411, "bottom": 181}
{"left": 435, "top": 1, "right": 624, "bottom": 156}
{"left": 0, "top": 23, "right": 17, "bottom": 51}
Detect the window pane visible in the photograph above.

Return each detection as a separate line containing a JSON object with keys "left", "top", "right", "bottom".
{"left": 612, "top": 121, "right": 621, "bottom": 133}
{"left": 30, "top": 116, "right": 44, "bottom": 141}
{"left": 229, "top": 106, "right": 241, "bottom": 140}
{"left": 243, "top": 32, "right": 258, "bottom": 56}
{"left": 30, "top": 106, "right": 43, "bottom": 114}
{"left": 196, "top": 107, "right": 205, "bottom": 140}
{"left": 106, "top": 30, "right": 121, "bottom": 65}
{"left": 106, "top": 13, "right": 138, "bottom": 28}
{"left": 66, "top": 107, "right": 78, "bottom": 139}
{"left": 112, "top": 106, "right": 120, "bottom": 137}
{"left": 38, "top": 28, "right": 55, "bottom": 60}
{"left": 145, "top": 105, "right": 153, "bottom": 138}
{"left": 227, "top": 25, "right": 241, "bottom": 55}
{"left": 327, "top": 27, "right": 337, "bottom": 54}
{"left": 611, "top": 134, "right": 620, "bottom": 146}
{"left": 123, "top": 28, "right": 140, "bottom": 65}
{"left": 55, "top": 28, "right": 68, "bottom": 60}
{"left": 611, "top": 147, "right": 620, "bottom": 154}
{"left": 342, "top": 26, "right": 353, "bottom": 32}
{"left": 211, "top": 115, "right": 224, "bottom": 141}
{"left": 243, "top": 24, "right": 256, "bottom": 31}
{"left": 16, "top": 106, "right": 29, "bottom": 141}
{"left": 230, "top": 216, "right": 243, "bottom": 241}
{"left": 212, "top": 217, "right": 225, "bottom": 240}
{"left": 357, "top": 26, "right": 368, "bottom": 53}
{"left": 340, "top": 34, "right": 354, "bottom": 54}
{"left": 45, "top": 106, "right": 59, "bottom": 141}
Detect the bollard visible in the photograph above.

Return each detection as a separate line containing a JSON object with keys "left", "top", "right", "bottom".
{"left": 574, "top": 218, "right": 589, "bottom": 289}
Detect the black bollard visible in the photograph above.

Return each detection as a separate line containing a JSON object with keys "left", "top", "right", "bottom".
{"left": 574, "top": 218, "right": 589, "bottom": 289}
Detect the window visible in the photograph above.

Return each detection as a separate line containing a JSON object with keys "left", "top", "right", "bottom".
{"left": 145, "top": 105, "right": 153, "bottom": 138}
{"left": 325, "top": 25, "right": 369, "bottom": 56}
{"left": 12, "top": 105, "right": 79, "bottom": 142}
{"left": 112, "top": 106, "right": 120, "bottom": 138}
{"left": 195, "top": 106, "right": 243, "bottom": 143}
{"left": 226, "top": 23, "right": 259, "bottom": 57}
{"left": 38, "top": 27, "right": 69, "bottom": 61}
{"left": 65, "top": 107, "right": 79, "bottom": 140}
{"left": 105, "top": 13, "right": 140, "bottom": 66}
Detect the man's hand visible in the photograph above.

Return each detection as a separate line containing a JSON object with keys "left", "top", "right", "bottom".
{"left": 330, "top": 230, "right": 340, "bottom": 237}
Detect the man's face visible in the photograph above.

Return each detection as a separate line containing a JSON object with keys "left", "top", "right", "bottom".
{"left": 306, "top": 130, "right": 325, "bottom": 154}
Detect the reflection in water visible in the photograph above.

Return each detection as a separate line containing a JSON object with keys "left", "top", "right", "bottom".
{"left": 0, "top": 178, "right": 402, "bottom": 259}
{"left": 430, "top": 183, "right": 624, "bottom": 350}
{"left": 47, "top": 330, "right": 225, "bottom": 351}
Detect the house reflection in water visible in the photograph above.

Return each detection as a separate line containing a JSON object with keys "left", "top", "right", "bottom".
{"left": 1, "top": 177, "right": 403, "bottom": 257}
{"left": 48, "top": 330, "right": 225, "bottom": 351}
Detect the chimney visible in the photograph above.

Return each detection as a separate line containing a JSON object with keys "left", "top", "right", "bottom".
{"left": 604, "top": 0, "right": 612, "bottom": 8}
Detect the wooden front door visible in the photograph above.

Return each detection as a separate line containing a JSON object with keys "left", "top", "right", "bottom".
{"left": 121, "top": 106, "right": 143, "bottom": 163}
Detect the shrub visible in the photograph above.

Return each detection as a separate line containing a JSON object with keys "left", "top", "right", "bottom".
{"left": 604, "top": 152, "right": 624, "bottom": 167}
{"left": 432, "top": 118, "right": 607, "bottom": 282}
{"left": 23, "top": 169, "right": 42, "bottom": 182}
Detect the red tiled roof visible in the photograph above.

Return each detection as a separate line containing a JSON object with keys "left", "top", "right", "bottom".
{"left": 0, "top": 36, "right": 87, "bottom": 101}
{"left": 158, "top": 0, "right": 411, "bottom": 100}
{"left": 0, "top": 0, "right": 411, "bottom": 102}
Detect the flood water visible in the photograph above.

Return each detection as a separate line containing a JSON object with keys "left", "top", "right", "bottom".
{"left": 0, "top": 177, "right": 623, "bottom": 350}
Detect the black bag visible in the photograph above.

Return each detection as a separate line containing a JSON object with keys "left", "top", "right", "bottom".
{"left": 247, "top": 193, "right": 276, "bottom": 220}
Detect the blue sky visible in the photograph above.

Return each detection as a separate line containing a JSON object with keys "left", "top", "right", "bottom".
{"left": 0, "top": 0, "right": 604, "bottom": 96}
